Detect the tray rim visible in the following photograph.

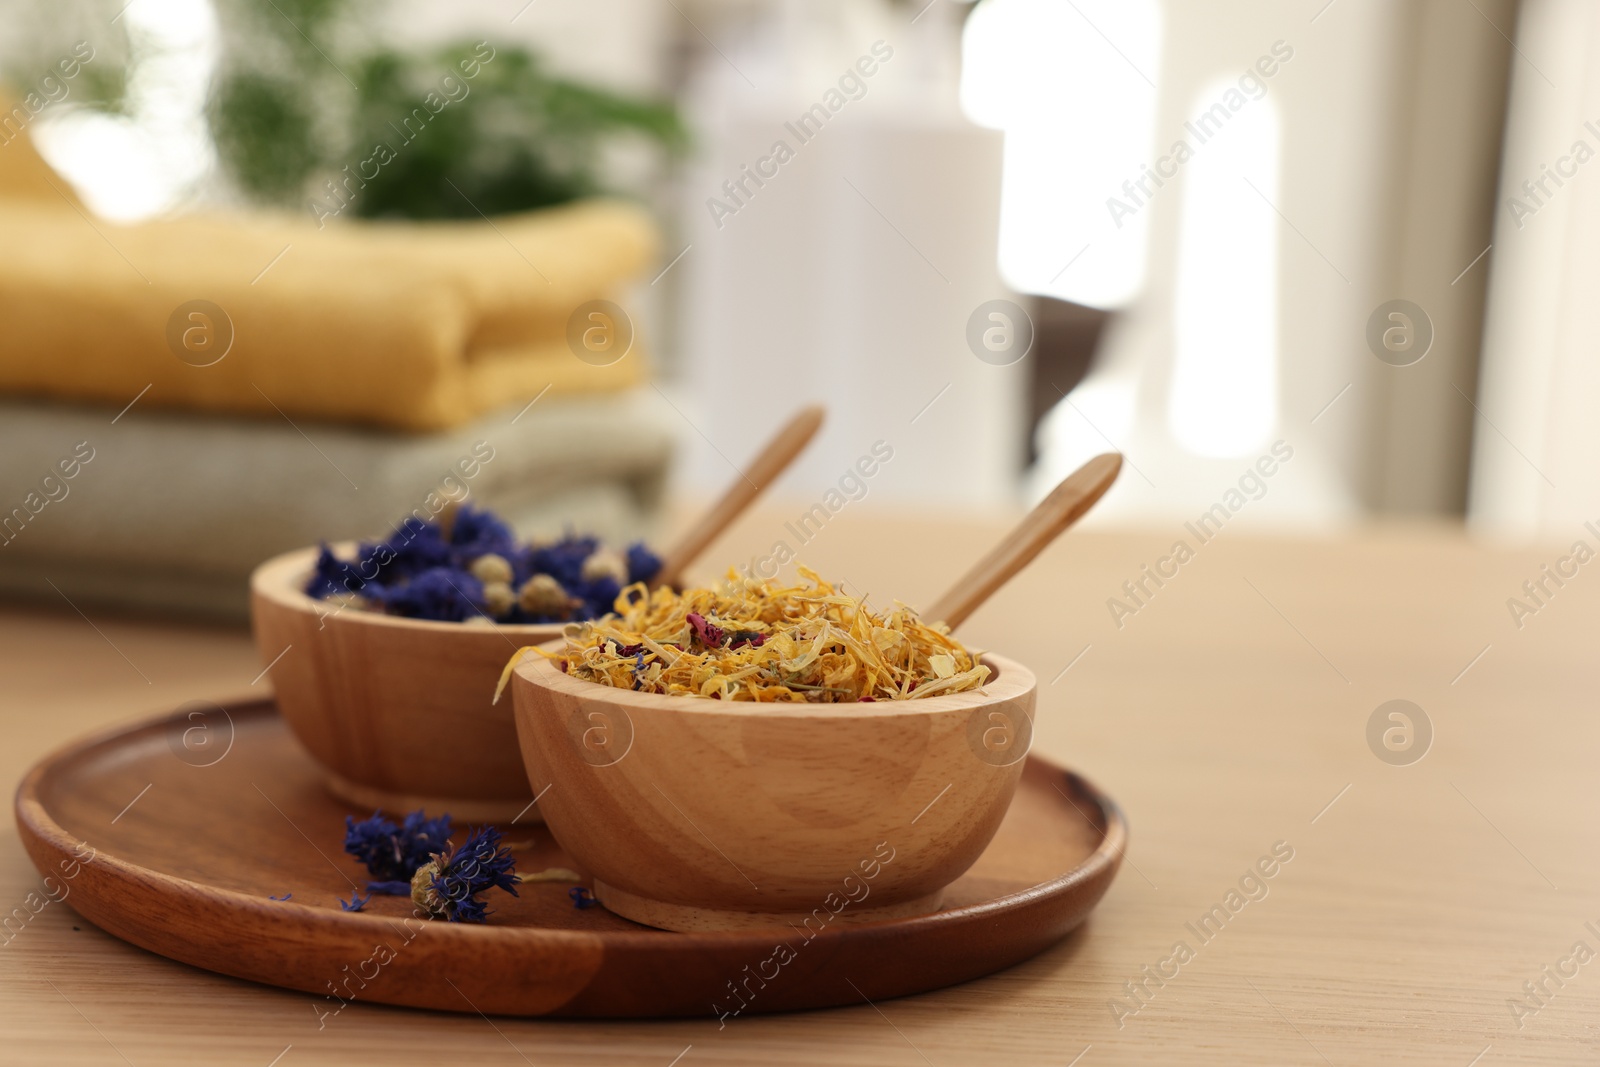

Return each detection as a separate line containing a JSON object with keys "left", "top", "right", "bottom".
{"left": 14, "top": 698, "right": 1128, "bottom": 1014}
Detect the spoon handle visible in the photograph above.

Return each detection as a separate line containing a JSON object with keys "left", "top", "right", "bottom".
{"left": 652, "top": 404, "right": 826, "bottom": 589}
{"left": 925, "top": 453, "right": 1122, "bottom": 631}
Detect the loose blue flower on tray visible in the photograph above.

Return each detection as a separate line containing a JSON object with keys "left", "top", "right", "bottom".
{"left": 305, "top": 503, "right": 661, "bottom": 624}
{"left": 344, "top": 810, "right": 520, "bottom": 922}
{"left": 344, "top": 809, "right": 453, "bottom": 894}
{"left": 411, "top": 826, "right": 520, "bottom": 923}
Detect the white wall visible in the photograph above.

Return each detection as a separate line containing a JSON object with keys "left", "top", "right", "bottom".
{"left": 666, "top": 0, "right": 1026, "bottom": 509}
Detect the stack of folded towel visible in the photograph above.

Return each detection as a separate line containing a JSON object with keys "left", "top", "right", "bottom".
{"left": 0, "top": 126, "right": 675, "bottom": 620}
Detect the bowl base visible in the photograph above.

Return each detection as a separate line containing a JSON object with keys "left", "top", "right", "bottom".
{"left": 322, "top": 770, "right": 541, "bottom": 824}
{"left": 594, "top": 881, "right": 946, "bottom": 932}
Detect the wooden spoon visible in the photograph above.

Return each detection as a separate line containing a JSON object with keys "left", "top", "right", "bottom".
{"left": 652, "top": 404, "right": 826, "bottom": 590}
{"left": 925, "top": 453, "right": 1122, "bottom": 630}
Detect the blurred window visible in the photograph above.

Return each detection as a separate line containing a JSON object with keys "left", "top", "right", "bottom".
{"left": 959, "top": 0, "right": 1162, "bottom": 310}
{"left": 1168, "top": 78, "right": 1280, "bottom": 458}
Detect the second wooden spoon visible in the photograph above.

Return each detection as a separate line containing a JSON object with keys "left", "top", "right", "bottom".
{"left": 924, "top": 453, "right": 1122, "bottom": 630}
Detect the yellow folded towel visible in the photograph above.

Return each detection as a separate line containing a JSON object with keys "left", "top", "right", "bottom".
{"left": 0, "top": 166, "right": 659, "bottom": 430}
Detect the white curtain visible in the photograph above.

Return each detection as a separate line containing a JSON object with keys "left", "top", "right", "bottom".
{"left": 1470, "top": 0, "right": 1600, "bottom": 537}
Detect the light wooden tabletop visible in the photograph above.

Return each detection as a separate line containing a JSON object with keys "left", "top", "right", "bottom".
{"left": 3, "top": 506, "right": 1595, "bottom": 1065}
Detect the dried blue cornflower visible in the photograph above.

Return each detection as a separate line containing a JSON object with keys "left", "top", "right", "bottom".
{"left": 306, "top": 545, "right": 365, "bottom": 598}
{"left": 378, "top": 522, "right": 453, "bottom": 579}
{"left": 576, "top": 574, "right": 623, "bottom": 620}
{"left": 626, "top": 542, "right": 662, "bottom": 585}
{"left": 448, "top": 505, "right": 517, "bottom": 558}
{"left": 339, "top": 891, "right": 370, "bottom": 912}
{"left": 344, "top": 809, "right": 454, "bottom": 888}
{"left": 372, "top": 567, "right": 484, "bottom": 622}
{"left": 269, "top": 893, "right": 292, "bottom": 901}
{"left": 410, "top": 826, "right": 519, "bottom": 923}
{"left": 528, "top": 533, "right": 598, "bottom": 589}
{"left": 569, "top": 886, "right": 597, "bottom": 910}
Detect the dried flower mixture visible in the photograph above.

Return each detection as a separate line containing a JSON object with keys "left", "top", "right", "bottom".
{"left": 498, "top": 567, "right": 989, "bottom": 703}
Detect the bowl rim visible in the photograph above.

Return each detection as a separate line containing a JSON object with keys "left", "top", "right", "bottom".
{"left": 250, "top": 542, "right": 567, "bottom": 637}
{"left": 511, "top": 641, "right": 1036, "bottom": 718}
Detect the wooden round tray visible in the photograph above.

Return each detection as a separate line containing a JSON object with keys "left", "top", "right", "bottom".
{"left": 13, "top": 700, "right": 1125, "bottom": 1018}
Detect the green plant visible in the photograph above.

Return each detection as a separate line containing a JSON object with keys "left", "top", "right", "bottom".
{"left": 208, "top": 1, "right": 684, "bottom": 219}
{"left": 211, "top": 67, "right": 322, "bottom": 203}
{"left": 343, "top": 43, "right": 686, "bottom": 219}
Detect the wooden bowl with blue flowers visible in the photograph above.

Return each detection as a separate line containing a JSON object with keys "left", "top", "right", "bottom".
{"left": 250, "top": 543, "right": 565, "bottom": 821}
{"left": 250, "top": 507, "right": 664, "bottom": 822}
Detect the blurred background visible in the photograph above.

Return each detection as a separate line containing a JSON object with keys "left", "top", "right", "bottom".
{"left": 0, "top": 0, "right": 1593, "bottom": 619}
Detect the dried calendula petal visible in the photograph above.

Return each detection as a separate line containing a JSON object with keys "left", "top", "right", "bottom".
{"left": 871, "top": 627, "right": 906, "bottom": 651}
{"left": 498, "top": 567, "right": 989, "bottom": 704}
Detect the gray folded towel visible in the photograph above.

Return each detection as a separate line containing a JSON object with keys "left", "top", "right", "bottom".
{"left": 0, "top": 390, "right": 675, "bottom": 621}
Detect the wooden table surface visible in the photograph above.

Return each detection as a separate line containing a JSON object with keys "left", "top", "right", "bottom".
{"left": 3, "top": 505, "right": 1596, "bottom": 1065}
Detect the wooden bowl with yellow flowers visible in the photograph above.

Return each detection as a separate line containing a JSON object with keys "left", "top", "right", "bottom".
{"left": 506, "top": 568, "right": 1035, "bottom": 932}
